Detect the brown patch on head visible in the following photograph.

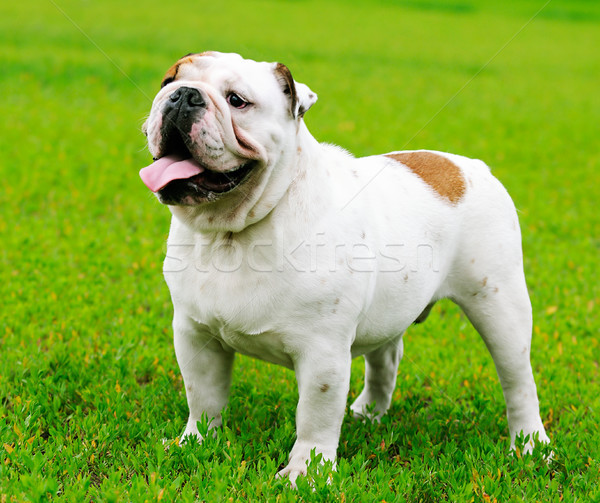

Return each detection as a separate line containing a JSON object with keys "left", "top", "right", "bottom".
{"left": 161, "top": 56, "right": 193, "bottom": 88}
{"left": 160, "top": 52, "right": 215, "bottom": 89}
{"left": 385, "top": 151, "right": 466, "bottom": 204}
{"left": 320, "top": 384, "right": 330, "bottom": 393}
{"left": 161, "top": 63, "right": 180, "bottom": 88}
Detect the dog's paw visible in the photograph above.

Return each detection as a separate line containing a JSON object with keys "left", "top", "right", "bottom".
{"left": 276, "top": 463, "right": 307, "bottom": 488}
{"left": 350, "top": 398, "right": 386, "bottom": 422}
{"left": 277, "top": 444, "right": 338, "bottom": 488}
{"left": 178, "top": 415, "right": 217, "bottom": 445}
{"left": 160, "top": 434, "right": 200, "bottom": 449}
{"left": 511, "top": 430, "right": 553, "bottom": 463}
{"left": 179, "top": 431, "right": 204, "bottom": 445}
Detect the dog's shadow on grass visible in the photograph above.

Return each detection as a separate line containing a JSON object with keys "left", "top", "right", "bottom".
{"left": 339, "top": 389, "right": 508, "bottom": 464}
{"left": 156, "top": 351, "right": 516, "bottom": 472}
{"left": 220, "top": 375, "right": 507, "bottom": 468}
{"left": 160, "top": 376, "right": 559, "bottom": 492}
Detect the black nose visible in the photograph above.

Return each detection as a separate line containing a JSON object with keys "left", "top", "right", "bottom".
{"left": 169, "top": 86, "right": 206, "bottom": 109}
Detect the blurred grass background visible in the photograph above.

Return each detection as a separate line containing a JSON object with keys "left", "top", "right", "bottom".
{"left": 1, "top": 0, "right": 599, "bottom": 500}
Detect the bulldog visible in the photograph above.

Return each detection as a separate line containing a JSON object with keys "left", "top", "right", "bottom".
{"left": 140, "top": 51, "right": 549, "bottom": 484}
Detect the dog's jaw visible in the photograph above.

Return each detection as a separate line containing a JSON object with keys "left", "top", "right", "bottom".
{"left": 166, "top": 127, "right": 311, "bottom": 234}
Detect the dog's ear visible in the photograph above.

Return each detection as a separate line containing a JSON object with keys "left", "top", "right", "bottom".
{"left": 274, "top": 63, "right": 318, "bottom": 119}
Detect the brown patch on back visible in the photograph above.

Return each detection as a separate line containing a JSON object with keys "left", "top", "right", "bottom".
{"left": 385, "top": 151, "right": 466, "bottom": 204}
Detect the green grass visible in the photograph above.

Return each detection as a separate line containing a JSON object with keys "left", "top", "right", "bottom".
{"left": 1, "top": 0, "right": 599, "bottom": 500}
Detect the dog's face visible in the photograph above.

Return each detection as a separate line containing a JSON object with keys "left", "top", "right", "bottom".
{"left": 141, "top": 52, "right": 317, "bottom": 230}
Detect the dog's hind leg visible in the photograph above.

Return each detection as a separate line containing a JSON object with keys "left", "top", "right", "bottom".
{"left": 453, "top": 273, "right": 549, "bottom": 452}
{"left": 350, "top": 335, "right": 403, "bottom": 421}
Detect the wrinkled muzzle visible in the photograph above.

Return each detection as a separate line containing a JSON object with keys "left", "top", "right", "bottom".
{"left": 140, "top": 85, "right": 257, "bottom": 203}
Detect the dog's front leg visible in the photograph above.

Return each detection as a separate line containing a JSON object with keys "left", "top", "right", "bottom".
{"left": 173, "top": 313, "right": 234, "bottom": 442}
{"left": 277, "top": 347, "right": 352, "bottom": 486}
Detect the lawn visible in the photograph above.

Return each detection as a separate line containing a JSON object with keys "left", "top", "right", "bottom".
{"left": 1, "top": 0, "right": 599, "bottom": 500}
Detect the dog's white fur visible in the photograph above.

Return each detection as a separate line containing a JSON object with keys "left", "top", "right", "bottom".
{"left": 143, "top": 52, "right": 549, "bottom": 484}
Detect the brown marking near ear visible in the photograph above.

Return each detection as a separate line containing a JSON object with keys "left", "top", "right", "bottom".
{"left": 274, "top": 63, "right": 298, "bottom": 118}
{"left": 320, "top": 384, "right": 330, "bottom": 393}
{"left": 161, "top": 63, "right": 181, "bottom": 88}
{"left": 160, "top": 52, "right": 215, "bottom": 88}
{"left": 385, "top": 151, "right": 466, "bottom": 204}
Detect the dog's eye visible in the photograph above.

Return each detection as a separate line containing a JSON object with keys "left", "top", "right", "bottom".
{"left": 227, "top": 92, "right": 249, "bottom": 109}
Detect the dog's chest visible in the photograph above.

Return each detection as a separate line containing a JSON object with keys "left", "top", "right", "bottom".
{"left": 162, "top": 234, "right": 297, "bottom": 360}
{"left": 165, "top": 250, "right": 276, "bottom": 329}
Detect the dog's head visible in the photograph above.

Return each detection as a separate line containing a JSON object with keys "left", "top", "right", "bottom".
{"left": 140, "top": 52, "right": 317, "bottom": 231}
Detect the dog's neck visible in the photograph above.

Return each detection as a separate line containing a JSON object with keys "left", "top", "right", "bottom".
{"left": 168, "top": 121, "right": 326, "bottom": 237}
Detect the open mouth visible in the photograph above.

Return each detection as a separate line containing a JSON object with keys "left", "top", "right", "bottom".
{"left": 140, "top": 129, "right": 255, "bottom": 200}
{"left": 185, "top": 160, "right": 255, "bottom": 193}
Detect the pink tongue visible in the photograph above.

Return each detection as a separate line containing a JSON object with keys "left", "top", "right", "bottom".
{"left": 139, "top": 155, "right": 205, "bottom": 192}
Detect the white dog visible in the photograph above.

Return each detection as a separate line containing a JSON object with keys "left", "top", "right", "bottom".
{"left": 140, "top": 51, "right": 549, "bottom": 484}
